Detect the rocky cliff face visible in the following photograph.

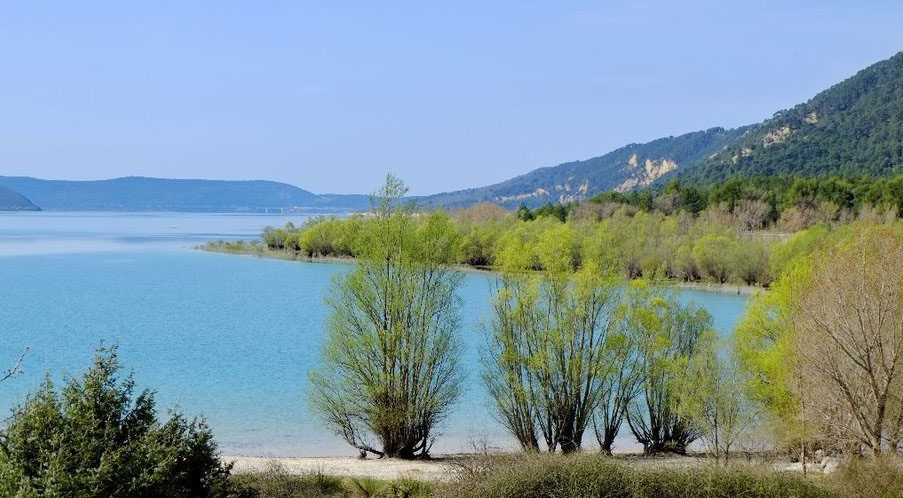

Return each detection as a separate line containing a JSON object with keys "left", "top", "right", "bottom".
{"left": 615, "top": 156, "right": 679, "bottom": 192}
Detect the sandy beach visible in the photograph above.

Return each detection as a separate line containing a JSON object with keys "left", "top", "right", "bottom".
{"left": 225, "top": 456, "right": 460, "bottom": 481}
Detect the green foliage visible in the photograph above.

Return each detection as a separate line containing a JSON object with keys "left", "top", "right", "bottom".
{"left": 692, "top": 234, "right": 739, "bottom": 283}
{"left": 484, "top": 225, "right": 621, "bottom": 453}
{"left": 309, "top": 175, "right": 463, "bottom": 459}
{"left": 231, "top": 462, "right": 345, "bottom": 498}
{"left": 590, "top": 175, "right": 903, "bottom": 222}
{"left": 349, "top": 476, "right": 386, "bottom": 497}
{"left": 439, "top": 454, "right": 829, "bottom": 498}
{"left": 248, "top": 177, "right": 894, "bottom": 289}
{"left": 621, "top": 281, "right": 715, "bottom": 454}
{"left": 676, "top": 340, "right": 756, "bottom": 463}
{"left": 828, "top": 458, "right": 903, "bottom": 498}
{"left": 532, "top": 202, "right": 572, "bottom": 222}
{"left": 515, "top": 202, "right": 535, "bottom": 221}
{"left": 733, "top": 259, "right": 811, "bottom": 444}
{"left": 734, "top": 221, "right": 903, "bottom": 450}
{"left": 0, "top": 345, "right": 246, "bottom": 498}
{"left": 387, "top": 478, "right": 434, "bottom": 498}
{"left": 690, "top": 51, "right": 903, "bottom": 182}
{"left": 768, "top": 224, "right": 830, "bottom": 277}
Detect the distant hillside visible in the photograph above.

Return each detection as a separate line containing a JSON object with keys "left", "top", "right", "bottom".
{"left": 6, "top": 52, "right": 902, "bottom": 213}
{"left": 421, "top": 128, "right": 745, "bottom": 209}
{"left": 0, "top": 176, "right": 371, "bottom": 212}
{"left": 423, "top": 50, "right": 903, "bottom": 209}
{"left": 0, "top": 185, "right": 40, "bottom": 211}
{"left": 684, "top": 51, "right": 903, "bottom": 181}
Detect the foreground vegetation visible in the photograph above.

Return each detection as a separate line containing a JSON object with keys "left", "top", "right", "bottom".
{"left": 230, "top": 453, "right": 903, "bottom": 498}
{"left": 0, "top": 345, "right": 249, "bottom": 497}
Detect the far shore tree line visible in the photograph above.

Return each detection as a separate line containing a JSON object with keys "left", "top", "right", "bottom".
{"left": 308, "top": 174, "right": 903, "bottom": 463}
{"left": 205, "top": 174, "right": 903, "bottom": 290}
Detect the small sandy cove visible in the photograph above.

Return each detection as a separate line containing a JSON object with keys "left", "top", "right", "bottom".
{"left": 226, "top": 456, "right": 459, "bottom": 481}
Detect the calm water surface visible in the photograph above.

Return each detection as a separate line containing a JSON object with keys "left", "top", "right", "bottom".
{"left": 0, "top": 212, "right": 748, "bottom": 456}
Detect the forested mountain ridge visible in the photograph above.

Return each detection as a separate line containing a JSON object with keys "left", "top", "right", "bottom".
{"left": 683, "top": 50, "right": 903, "bottom": 182}
{"left": 0, "top": 185, "right": 40, "bottom": 211}
{"left": 424, "top": 50, "right": 903, "bottom": 208}
{"left": 0, "top": 176, "right": 371, "bottom": 212}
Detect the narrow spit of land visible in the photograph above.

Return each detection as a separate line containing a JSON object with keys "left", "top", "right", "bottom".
{"left": 198, "top": 242, "right": 760, "bottom": 296}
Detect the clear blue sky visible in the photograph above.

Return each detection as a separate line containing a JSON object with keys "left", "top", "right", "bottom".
{"left": 1, "top": 1, "right": 902, "bottom": 195}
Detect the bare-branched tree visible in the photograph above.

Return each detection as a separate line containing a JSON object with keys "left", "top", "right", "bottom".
{"left": 792, "top": 224, "right": 903, "bottom": 455}
{"left": 0, "top": 347, "right": 27, "bottom": 384}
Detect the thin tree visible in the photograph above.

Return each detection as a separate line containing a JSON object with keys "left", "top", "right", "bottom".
{"left": 678, "top": 340, "right": 756, "bottom": 464}
{"left": 592, "top": 328, "right": 643, "bottom": 454}
{"left": 484, "top": 225, "right": 620, "bottom": 453}
{"left": 623, "top": 281, "right": 711, "bottom": 455}
{"left": 0, "top": 347, "right": 27, "bottom": 383}
{"left": 309, "top": 174, "right": 463, "bottom": 459}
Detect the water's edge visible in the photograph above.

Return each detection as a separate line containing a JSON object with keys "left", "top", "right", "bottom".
{"left": 197, "top": 244, "right": 763, "bottom": 296}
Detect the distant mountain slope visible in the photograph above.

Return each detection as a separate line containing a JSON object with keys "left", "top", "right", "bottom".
{"left": 0, "top": 176, "right": 370, "bottom": 212}
{"left": 0, "top": 185, "right": 40, "bottom": 211}
{"left": 6, "top": 52, "right": 902, "bottom": 213}
{"left": 684, "top": 51, "right": 903, "bottom": 181}
{"left": 421, "top": 127, "right": 745, "bottom": 209}
{"left": 423, "top": 50, "right": 903, "bottom": 209}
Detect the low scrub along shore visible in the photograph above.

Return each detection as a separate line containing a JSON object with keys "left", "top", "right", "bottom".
{"left": 198, "top": 240, "right": 758, "bottom": 295}
{"left": 228, "top": 452, "right": 903, "bottom": 498}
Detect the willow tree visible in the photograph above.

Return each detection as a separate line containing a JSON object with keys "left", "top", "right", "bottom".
{"left": 623, "top": 281, "right": 712, "bottom": 455}
{"left": 483, "top": 224, "right": 621, "bottom": 453}
{"left": 309, "top": 175, "right": 463, "bottom": 459}
{"left": 677, "top": 340, "right": 755, "bottom": 464}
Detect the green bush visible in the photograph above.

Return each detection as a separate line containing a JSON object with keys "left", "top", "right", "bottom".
{"left": 0, "top": 345, "right": 249, "bottom": 498}
{"left": 438, "top": 454, "right": 829, "bottom": 498}
{"left": 231, "top": 462, "right": 345, "bottom": 498}
{"left": 828, "top": 458, "right": 903, "bottom": 498}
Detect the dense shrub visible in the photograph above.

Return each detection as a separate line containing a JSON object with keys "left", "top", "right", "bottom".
{"left": 230, "top": 464, "right": 434, "bottom": 498}
{"left": 0, "top": 345, "right": 249, "bottom": 498}
{"left": 439, "top": 454, "right": 829, "bottom": 498}
{"left": 230, "top": 462, "right": 345, "bottom": 498}
{"left": 828, "top": 458, "right": 903, "bottom": 498}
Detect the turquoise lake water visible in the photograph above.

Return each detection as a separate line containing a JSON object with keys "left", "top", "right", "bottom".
{"left": 0, "top": 212, "right": 748, "bottom": 456}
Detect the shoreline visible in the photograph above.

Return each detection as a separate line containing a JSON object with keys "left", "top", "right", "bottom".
{"left": 198, "top": 243, "right": 762, "bottom": 295}
{"left": 225, "top": 455, "right": 460, "bottom": 481}
{"left": 223, "top": 451, "right": 788, "bottom": 480}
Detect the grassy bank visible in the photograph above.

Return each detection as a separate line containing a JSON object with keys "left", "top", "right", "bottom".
{"left": 228, "top": 453, "right": 903, "bottom": 498}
